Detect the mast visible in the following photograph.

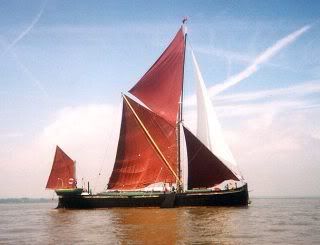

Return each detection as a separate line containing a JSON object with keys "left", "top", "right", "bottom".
{"left": 109, "top": 25, "right": 186, "bottom": 191}
{"left": 74, "top": 160, "right": 76, "bottom": 187}
{"left": 177, "top": 18, "right": 188, "bottom": 192}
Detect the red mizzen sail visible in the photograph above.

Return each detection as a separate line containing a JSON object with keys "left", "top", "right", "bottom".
{"left": 129, "top": 28, "right": 185, "bottom": 125}
{"left": 183, "top": 127, "right": 239, "bottom": 189}
{"left": 46, "top": 146, "right": 76, "bottom": 189}
{"left": 108, "top": 96, "right": 177, "bottom": 190}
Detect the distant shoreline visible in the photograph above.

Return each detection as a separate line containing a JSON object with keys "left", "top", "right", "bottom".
{"left": 251, "top": 196, "right": 320, "bottom": 199}
{"left": 0, "top": 198, "right": 57, "bottom": 204}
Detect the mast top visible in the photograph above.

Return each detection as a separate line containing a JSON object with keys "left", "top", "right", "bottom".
{"left": 182, "top": 17, "right": 188, "bottom": 24}
{"left": 182, "top": 17, "right": 188, "bottom": 35}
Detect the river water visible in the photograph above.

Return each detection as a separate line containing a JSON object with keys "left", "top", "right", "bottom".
{"left": 0, "top": 198, "right": 319, "bottom": 244}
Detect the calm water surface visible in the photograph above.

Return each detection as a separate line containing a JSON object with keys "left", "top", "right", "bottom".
{"left": 0, "top": 198, "right": 319, "bottom": 244}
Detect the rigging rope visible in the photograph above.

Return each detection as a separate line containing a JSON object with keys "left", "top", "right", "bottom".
{"left": 92, "top": 99, "right": 122, "bottom": 193}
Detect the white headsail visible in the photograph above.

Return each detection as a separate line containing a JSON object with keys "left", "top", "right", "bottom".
{"left": 191, "top": 50, "right": 243, "bottom": 179}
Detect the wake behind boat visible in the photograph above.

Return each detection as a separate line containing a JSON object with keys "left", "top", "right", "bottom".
{"left": 46, "top": 20, "right": 249, "bottom": 208}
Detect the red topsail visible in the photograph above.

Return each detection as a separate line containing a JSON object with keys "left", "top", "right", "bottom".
{"left": 46, "top": 146, "right": 76, "bottom": 189}
{"left": 129, "top": 28, "right": 185, "bottom": 125}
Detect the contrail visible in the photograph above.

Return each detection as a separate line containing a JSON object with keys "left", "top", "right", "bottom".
{"left": 0, "top": 0, "right": 48, "bottom": 98}
{"left": 0, "top": 38, "right": 49, "bottom": 98}
{"left": 1, "top": 0, "right": 47, "bottom": 57}
{"left": 208, "top": 25, "right": 311, "bottom": 96}
{"left": 12, "top": 50, "right": 49, "bottom": 98}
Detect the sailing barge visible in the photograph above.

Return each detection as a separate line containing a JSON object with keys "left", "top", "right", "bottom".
{"left": 46, "top": 21, "right": 249, "bottom": 208}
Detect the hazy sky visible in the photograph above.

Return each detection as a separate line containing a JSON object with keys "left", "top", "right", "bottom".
{"left": 1, "top": 0, "right": 319, "bottom": 198}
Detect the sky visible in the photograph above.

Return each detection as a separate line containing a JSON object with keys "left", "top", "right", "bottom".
{"left": 0, "top": 0, "right": 320, "bottom": 198}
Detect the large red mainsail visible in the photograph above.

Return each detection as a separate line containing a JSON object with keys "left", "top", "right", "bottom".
{"left": 183, "top": 127, "right": 239, "bottom": 189}
{"left": 46, "top": 146, "right": 76, "bottom": 189}
{"left": 107, "top": 96, "right": 177, "bottom": 190}
{"left": 129, "top": 28, "right": 185, "bottom": 125}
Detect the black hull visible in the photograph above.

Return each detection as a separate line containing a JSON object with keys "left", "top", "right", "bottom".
{"left": 57, "top": 184, "right": 249, "bottom": 209}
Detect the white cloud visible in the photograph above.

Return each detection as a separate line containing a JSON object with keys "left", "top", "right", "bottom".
{"left": 214, "top": 80, "right": 320, "bottom": 104}
{"left": 230, "top": 107, "right": 320, "bottom": 197}
{"left": 0, "top": 103, "right": 121, "bottom": 198}
{"left": 185, "top": 80, "right": 320, "bottom": 119}
{"left": 0, "top": 132, "right": 24, "bottom": 139}
{"left": 216, "top": 99, "right": 304, "bottom": 118}
{"left": 194, "top": 46, "right": 253, "bottom": 64}
{"left": 184, "top": 81, "right": 320, "bottom": 197}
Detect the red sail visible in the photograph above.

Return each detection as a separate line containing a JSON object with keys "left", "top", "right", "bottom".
{"left": 129, "top": 28, "right": 185, "bottom": 125}
{"left": 108, "top": 96, "right": 177, "bottom": 190}
{"left": 46, "top": 146, "right": 76, "bottom": 189}
{"left": 183, "top": 127, "right": 239, "bottom": 189}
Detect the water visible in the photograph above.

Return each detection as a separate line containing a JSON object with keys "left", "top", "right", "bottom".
{"left": 0, "top": 198, "right": 319, "bottom": 244}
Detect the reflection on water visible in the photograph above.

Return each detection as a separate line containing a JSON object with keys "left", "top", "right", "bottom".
{"left": 49, "top": 207, "right": 242, "bottom": 244}
{"left": 46, "top": 206, "right": 240, "bottom": 244}
{"left": 0, "top": 199, "right": 319, "bottom": 244}
{"left": 179, "top": 207, "right": 236, "bottom": 244}
{"left": 112, "top": 208, "right": 178, "bottom": 243}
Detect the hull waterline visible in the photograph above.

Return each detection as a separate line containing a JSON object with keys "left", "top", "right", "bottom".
{"left": 57, "top": 184, "right": 249, "bottom": 209}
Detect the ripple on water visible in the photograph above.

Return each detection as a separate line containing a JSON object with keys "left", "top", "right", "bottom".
{"left": 0, "top": 198, "right": 319, "bottom": 244}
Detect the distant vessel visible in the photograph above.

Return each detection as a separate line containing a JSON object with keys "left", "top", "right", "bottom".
{"left": 46, "top": 146, "right": 83, "bottom": 196}
{"left": 46, "top": 21, "right": 249, "bottom": 208}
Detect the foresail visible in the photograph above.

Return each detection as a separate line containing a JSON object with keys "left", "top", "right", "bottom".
{"left": 46, "top": 146, "right": 76, "bottom": 189}
{"left": 191, "top": 51, "right": 238, "bottom": 168}
{"left": 183, "top": 126, "right": 239, "bottom": 189}
{"left": 129, "top": 28, "right": 185, "bottom": 125}
{"left": 107, "top": 96, "right": 177, "bottom": 190}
